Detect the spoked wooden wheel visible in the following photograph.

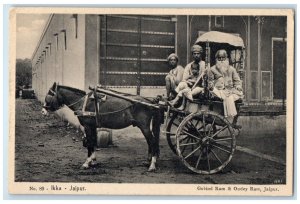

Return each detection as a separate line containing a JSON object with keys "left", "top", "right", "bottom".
{"left": 176, "top": 111, "right": 236, "bottom": 174}
{"left": 166, "top": 112, "right": 185, "bottom": 155}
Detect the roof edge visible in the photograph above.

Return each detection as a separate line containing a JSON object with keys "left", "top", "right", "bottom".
{"left": 31, "top": 14, "right": 54, "bottom": 61}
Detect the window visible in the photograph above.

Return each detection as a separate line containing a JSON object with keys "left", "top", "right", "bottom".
{"left": 261, "top": 71, "right": 271, "bottom": 100}
{"left": 251, "top": 71, "right": 258, "bottom": 100}
{"left": 41, "top": 54, "right": 44, "bottom": 64}
{"left": 45, "top": 47, "right": 49, "bottom": 56}
{"left": 54, "top": 33, "right": 59, "bottom": 50}
{"left": 72, "top": 14, "right": 78, "bottom": 38}
{"left": 272, "top": 38, "right": 287, "bottom": 100}
{"left": 61, "top": 29, "right": 67, "bottom": 50}
{"left": 47, "top": 43, "right": 51, "bottom": 55}
{"left": 42, "top": 50, "right": 46, "bottom": 60}
{"left": 215, "top": 16, "right": 224, "bottom": 28}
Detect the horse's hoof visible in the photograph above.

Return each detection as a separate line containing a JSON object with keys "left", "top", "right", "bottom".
{"left": 81, "top": 164, "right": 90, "bottom": 169}
{"left": 147, "top": 167, "right": 156, "bottom": 172}
{"left": 90, "top": 161, "right": 97, "bottom": 167}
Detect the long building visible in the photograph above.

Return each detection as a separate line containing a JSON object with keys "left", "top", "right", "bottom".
{"left": 32, "top": 14, "right": 287, "bottom": 108}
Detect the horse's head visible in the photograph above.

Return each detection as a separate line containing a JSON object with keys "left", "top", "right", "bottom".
{"left": 42, "top": 82, "right": 86, "bottom": 115}
{"left": 42, "top": 82, "right": 60, "bottom": 115}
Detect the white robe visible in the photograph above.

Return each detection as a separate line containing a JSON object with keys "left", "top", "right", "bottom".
{"left": 208, "top": 65, "right": 243, "bottom": 117}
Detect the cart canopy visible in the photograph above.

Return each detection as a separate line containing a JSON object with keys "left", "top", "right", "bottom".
{"left": 195, "top": 31, "right": 245, "bottom": 48}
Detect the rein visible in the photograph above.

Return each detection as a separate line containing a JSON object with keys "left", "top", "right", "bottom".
{"left": 97, "top": 104, "right": 134, "bottom": 116}
{"left": 45, "top": 85, "right": 139, "bottom": 116}
{"left": 81, "top": 91, "right": 134, "bottom": 116}
{"left": 67, "top": 95, "right": 87, "bottom": 109}
{"left": 43, "top": 84, "right": 59, "bottom": 109}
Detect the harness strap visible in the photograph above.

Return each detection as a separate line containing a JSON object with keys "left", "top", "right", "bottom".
{"left": 76, "top": 105, "right": 134, "bottom": 117}
{"left": 68, "top": 93, "right": 90, "bottom": 109}
{"left": 68, "top": 98, "right": 82, "bottom": 108}
{"left": 49, "top": 89, "right": 56, "bottom": 95}
{"left": 82, "top": 92, "right": 93, "bottom": 112}
{"left": 75, "top": 90, "right": 135, "bottom": 117}
{"left": 97, "top": 105, "right": 133, "bottom": 116}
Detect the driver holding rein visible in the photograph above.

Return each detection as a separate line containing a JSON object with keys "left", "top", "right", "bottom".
{"left": 168, "top": 45, "right": 206, "bottom": 110}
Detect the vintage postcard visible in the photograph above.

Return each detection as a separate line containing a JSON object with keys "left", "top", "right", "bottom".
{"left": 8, "top": 7, "right": 294, "bottom": 196}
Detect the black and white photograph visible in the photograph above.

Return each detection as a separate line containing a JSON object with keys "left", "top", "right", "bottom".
{"left": 8, "top": 8, "right": 294, "bottom": 196}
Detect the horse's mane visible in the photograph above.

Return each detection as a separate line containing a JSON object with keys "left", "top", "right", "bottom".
{"left": 58, "top": 85, "right": 86, "bottom": 95}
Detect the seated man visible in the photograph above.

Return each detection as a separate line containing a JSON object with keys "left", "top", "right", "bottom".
{"left": 168, "top": 45, "right": 206, "bottom": 110}
{"left": 165, "top": 53, "right": 184, "bottom": 100}
{"left": 208, "top": 49, "right": 243, "bottom": 118}
{"left": 169, "top": 63, "right": 204, "bottom": 110}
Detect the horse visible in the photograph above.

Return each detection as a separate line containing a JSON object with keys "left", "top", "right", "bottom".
{"left": 42, "top": 82, "right": 163, "bottom": 172}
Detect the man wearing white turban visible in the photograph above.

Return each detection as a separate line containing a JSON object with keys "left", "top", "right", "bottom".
{"left": 165, "top": 53, "right": 184, "bottom": 100}
{"left": 168, "top": 45, "right": 206, "bottom": 110}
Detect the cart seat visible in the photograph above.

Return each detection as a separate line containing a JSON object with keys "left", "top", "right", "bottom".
{"left": 193, "top": 93, "right": 243, "bottom": 105}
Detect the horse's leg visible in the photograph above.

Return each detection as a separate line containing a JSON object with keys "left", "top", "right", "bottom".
{"left": 148, "top": 135, "right": 158, "bottom": 172}
{"left": 82, "top": 146, "right": 95, "bottom": 169}
{"left": 151, "top": 110, "right": 162, "bottom": 158}
{"left": 148, "top": 110, "right": 162, "bottom": 172}
{"left": 90, "top": 148, "right": 97, "bottom": 166}
{"left": 81, "top": 126, "right": 97, "bottom": 169}
{"left": 139, "top": 125, "right": 152, "bottom": 161}
{"left": 139, "top": 126, "right": 157, "bottom": 172}
{"left": 134, "top": 107, "right": 162, "bottom": 172}
{"left": 133, "top": 112, "right": 152, "bottom": 162}
{"left": 89, "top": 148, "right": 97, "bottom": 167}
{"left": 89, "top": 126, "right": 97, "bottom": 166}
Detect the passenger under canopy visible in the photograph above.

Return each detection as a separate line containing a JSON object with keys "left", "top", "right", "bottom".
{"left": 195, "top": 31, "right": 245, "bottom": 70}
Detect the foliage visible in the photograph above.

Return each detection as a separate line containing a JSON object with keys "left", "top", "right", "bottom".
{"left": 16, "top": 58, "right": 32, "bottom": 87}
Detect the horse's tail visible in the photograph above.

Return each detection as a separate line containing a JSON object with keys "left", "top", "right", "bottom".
{"left": 150, "top": 94, "right": 164, "bottom": 133}
{"left": 151, "top": 108, "right": 164, "bottom": 157}
{"left": 150, "top": 95, "right": 164, "bottom": 135}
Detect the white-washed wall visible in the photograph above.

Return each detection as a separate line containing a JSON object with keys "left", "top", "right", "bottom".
{"left": 238, "top": 115, "right": 286, "bottom": 135}
{"left": 32, "top": 14, "right": 86, "bottom": 102}
{"left": 62, "top": 14, "right": 85, "bottom": 90}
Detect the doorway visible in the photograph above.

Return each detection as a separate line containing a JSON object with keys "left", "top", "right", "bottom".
{"left": 272, "top": 38, "right": 287, "bottom": 100}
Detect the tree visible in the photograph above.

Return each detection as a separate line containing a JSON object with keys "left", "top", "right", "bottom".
{"left": 16, "top": 58, "right": 32, "bottom": 88}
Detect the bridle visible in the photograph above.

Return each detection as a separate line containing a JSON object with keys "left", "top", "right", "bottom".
{"left": 43, "top": 84, "right": 87, "bottom": 111}
{"left": 43, "top": 85, "right": 59, "bottom": 110}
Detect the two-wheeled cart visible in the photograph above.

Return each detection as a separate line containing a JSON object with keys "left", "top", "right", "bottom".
{"left": 94, "top": 31, "right": 245, "bottom": 174}
{"left": 164, "top": 31, "right": 245, "bottom": 174}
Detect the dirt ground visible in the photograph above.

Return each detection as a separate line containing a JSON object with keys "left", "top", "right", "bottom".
{"left": 14, "top": 99, "right": 286, "bottom": 184}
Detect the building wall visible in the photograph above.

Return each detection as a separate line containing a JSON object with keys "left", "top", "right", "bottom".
{"left": 176, "top": 16, "right": 188, "bottom": 67}
{"left": 32, "top": 14, "right": 86, "bottom": 101}
{"left": 85, "top": 15, "right": 100, "bottom": 91}
{"left": 189, "top": 15, "right": 210, "bottom": 63}
{"left": 249, "top": 17, "right": 259, "bottom": 101}
{"left": 260, "top": 16, "right": 287, "bottom": 101}
{"left": 186, "top": 15, "right": 287, "bottom": 103}
{"left": 95, "top": 15, "right": 176, "bottom": 97}
{"left": 32, "top": 14, "right": 287, "bottom": 103}
{"left": 239, "top": 115, "right": 286, "bottom": 135}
